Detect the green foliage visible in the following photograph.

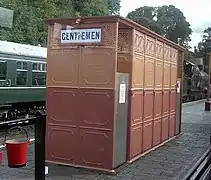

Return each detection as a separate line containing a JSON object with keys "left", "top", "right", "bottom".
{"left": 195, "top": 27, "right": 211, "bottom": 57}
{"left": 79, "top": 0, "right": 110, "bottom": 16}
{"left": 127, "top": 5, "right": 192, "bottom": 48}
{"left": 108, "top": 0, "right": 121, "bottom": 15}
{"left": 0, "top": 0, "right": 121, "bottom": 46}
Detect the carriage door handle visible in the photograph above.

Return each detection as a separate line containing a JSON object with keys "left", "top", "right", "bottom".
{"left": 6, "top": 79, "right": 11, "bottom": 86}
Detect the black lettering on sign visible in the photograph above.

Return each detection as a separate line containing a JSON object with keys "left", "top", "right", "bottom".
{"left": 66, "top": 32, "right": 69, "bottom": 40}
{"left": 95, "top": 31, "right": 100, "bottom": 40}
{"left": 86, "top": 32, "right": 90, "bottom": 40}
{"left": 91, "top": 32, "right": 95, "bottom": 39}
{"left": 61, "top": 33, "right": 65, "bottom": 40}
{"left": 69, "top": 32, "right": 74, "bottom": 40}
{"left": 82, "top": 32, "right": 85, "bottom": 40}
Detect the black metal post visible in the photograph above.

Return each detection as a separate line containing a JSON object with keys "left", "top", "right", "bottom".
{"left": 35, "top": 115, "right": 46, "bottom": 180}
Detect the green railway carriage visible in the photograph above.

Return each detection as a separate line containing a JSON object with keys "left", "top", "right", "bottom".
{"left": 0, "top": 41, "right": 47, "bottom": 120}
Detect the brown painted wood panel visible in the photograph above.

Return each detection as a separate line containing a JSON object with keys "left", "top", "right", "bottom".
{"left": 169, "top": 113, "right": 176, "bottom": 138}
{"left": 155, "top": 60, "right": 163, "bottom": 90}
{"left": 164, "top": 44, "right": 171, "bottom": 62}
{"left": 79, "top": 88, "right": 115, "bottom": 129}
{"left": 143, "top": 120, "right": 153, "bottom": 152}
{"left": 171, "top": 48, "right": 178, "bottom": 64}
{"left": 117, "top": 53, "right": 132, "bottom": 74}
{"left": 118, "top": 29, "right": 133, "bottom": 53}
{"left": 47, "top": 48, "right": 80, "bottom": 88}
{"left": 144, "top": 57, "right": 155, "bottom": 89}
{"left": 79, "top": 47, "right": 116, "bottom": 89}
{"left": 48, "top": 22, "right": 118, "bottom": 48}
{"left": 170, "top": 90, "right": 176, "bottom": 114}
{"left": 154, "top": 90, "right": 162, "bottom": 119}
{"left": 162, "top": 90, "right": 170, "bottom": 116}
{"left": 162, "top": 115, "right": 169, "bottom": 141}
{"left": 163, "top": 62, "right": 171, "bottom": 89}
{"left": 144, "top": 90, "right": 154, "bottom": 121}
{"left": 145, "top": 36, "right": 155, "bottom": 57}
{"left": 156, "top": 40, "right": 164, "bottom": 60}
{"left": 134, "top": 30, "right": 145, "bottom": 54}
{"left": 132, "top": 54, "right": 144, "bottom": 89}
{"left": 129, "top": 123, "right": 143, "bottom": 159}
{"left": 46, "top": 87, "right": 78, "bottom": 126}
{"left": 130, "top": 90, "right": 144, "bottom": 125}
{"left": 153, "top": 118, "right": 161, "bottom": 146}
{"left": 79, "top": 128, "right": 113, "bottom": 170}
{"left": 171, "top": 63, "right": 177, "bottom": 89}
{"left": 46, "top": 125, "right": 78, "bottom": 165}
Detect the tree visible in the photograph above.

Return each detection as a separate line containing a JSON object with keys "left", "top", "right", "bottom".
{"left": 0, "top": 0, "right": 121, "bottom": 46}
{"left": 72, "top": 0, "right": 121, "bottom": 16}
{"left": 127, "top": 6, "right": 164, "bottom": 35}
{"left": 108, "top": 0, "right": 121, "bottom": 15}
{"left": 73, "top": 0, "right": 109, "bottom": 16}
{"left": 127, "top": 5, "right": 192, "bottom": 48}
{"left": 0, "top": 0, "right": 75, "bottom": 46}
{"left": 195, "top": 27, "right": 211, "bottom": 57}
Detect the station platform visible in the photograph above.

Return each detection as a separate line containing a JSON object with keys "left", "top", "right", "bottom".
{"left": 0, "top": 100, "right": 211, "bottom": 180}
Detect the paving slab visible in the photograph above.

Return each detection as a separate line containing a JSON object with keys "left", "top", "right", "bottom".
{"left": 0, "top": 101, "right": 211, "bottom": 180}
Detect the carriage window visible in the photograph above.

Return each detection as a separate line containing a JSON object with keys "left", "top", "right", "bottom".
{"left": 0, "top": 61, "right": 7, "bottom": 80}
{"left": 32, "top": 62, "right": 46, "bottom": 86}
{"left": 16, "top": 71, "right": 27, "bottom": 85}
{"left": 32, "top": 72, "right": 46, "bottom": 86}
{"left": 16, "top": 61, "right": 27, "bottom": 70}
{"left": 16, "top": 61, "right": 27, "bottom": 85}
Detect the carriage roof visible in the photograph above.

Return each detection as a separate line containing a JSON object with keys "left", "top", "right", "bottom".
{"left": 0, "top": 40, "right": 47, "bottom": 58}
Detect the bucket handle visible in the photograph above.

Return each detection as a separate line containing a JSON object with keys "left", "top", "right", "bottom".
{"left": 4, "top": 126, "right": 29, "bottom": 143}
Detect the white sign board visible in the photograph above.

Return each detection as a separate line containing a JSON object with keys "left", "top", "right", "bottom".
{"left": 0, "top": 7, "right": 14, "bottom": 28}
{"left": 119, "top": 84, "right": 126, "bottom": 104}
{"left": 61, "top": 28, "right": 101, "bottom": 43}
{"left": 177, "top": 81, "right": 180, "bottom": 93}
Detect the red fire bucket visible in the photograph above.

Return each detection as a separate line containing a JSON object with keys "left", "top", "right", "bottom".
{"left": 5, "top": 126, "right": 29, "bottom": 168}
